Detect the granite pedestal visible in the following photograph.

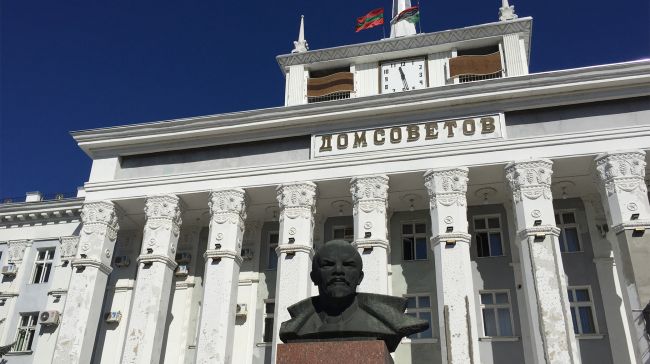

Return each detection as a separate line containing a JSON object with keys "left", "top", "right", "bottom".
{"left": 276, "top": 340, "right": 394, "bottom": 364}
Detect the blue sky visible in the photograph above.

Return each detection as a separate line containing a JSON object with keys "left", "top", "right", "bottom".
{"left": 1, "top": 0, "right": 648, "bottom": 200}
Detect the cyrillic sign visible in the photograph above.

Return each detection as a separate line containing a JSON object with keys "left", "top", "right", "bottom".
{"left": 312, "top": 114, "right": 505, "bottom": 158}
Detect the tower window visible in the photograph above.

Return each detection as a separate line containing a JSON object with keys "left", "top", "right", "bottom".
{"left": 449, "top": 45, "right": 503, "bottom": 83}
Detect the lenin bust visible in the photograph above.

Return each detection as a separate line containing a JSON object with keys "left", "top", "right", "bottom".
{"left": 279, "top": 240, "right": 429, "bottom": 352}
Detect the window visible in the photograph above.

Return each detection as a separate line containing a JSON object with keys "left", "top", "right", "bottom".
{"left": 262, "top": 300, "right": 275, "bottom": 343}
{"left": 404, "top": 294, "right": 433, "bottom": 340}
{"left": 31, "top": 248, "right": 55, "bottom": 284}
{"left": 480, "top": 290, "right": 514, "bottom": 337}
{"left": 402, "top": 223, "right": 428, "bottom": 261}
{"left": 474, "top": 216, "right": 504, "bottom": 257}
{"left": 568, "top": 287, "right": 597, "bottom": 335}
{"left": 332, "top": 226, "right": 354, "bottom": 242}
{"left": 555, "top": 211, "right": 581, "bottom": 252}
{"left": 267, "top": 232, "right": 279, "bottom": 270}
{"left": 13, "top": 313, "right": 38, "bottom": 352}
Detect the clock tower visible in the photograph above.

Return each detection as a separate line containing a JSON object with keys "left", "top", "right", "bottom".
{"left": 279, "top": 2, "right": 528, "bottom": 106}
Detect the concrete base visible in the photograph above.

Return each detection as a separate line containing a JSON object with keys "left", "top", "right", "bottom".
{"left": 277, "top": 340, "right": 394, "bottom": 364}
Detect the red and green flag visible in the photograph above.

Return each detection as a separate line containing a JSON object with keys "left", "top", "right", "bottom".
{"left": 356, "top": 8, "right": 384, "bottom": 32}
{"left": 391, "top": 5, "right": 420, "bottom": 24}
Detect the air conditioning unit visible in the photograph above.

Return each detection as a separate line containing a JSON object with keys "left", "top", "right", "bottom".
{"left": 1, "top": 264, "right": 17, "bottom": 276}
{"left": 39, "top": 310, "right": 60, "bottom": 326}
{"left": 114, "top": 256, "right": 131, "bottom": 268}
{"left": 175, "top": 252, "right": 191, "bottom": 263}
{"left": 175, "top": 264, "right": 189, "bottom": 277}
{"left": 104, "top": 311, "right": 122, "bottom": 323}
{"left": 236, "top": 303, "right": 248, "bottom": 317}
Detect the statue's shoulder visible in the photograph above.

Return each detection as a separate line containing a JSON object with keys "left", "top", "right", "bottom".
{"left": 286, "top": 296, "right": 317, "bottom": 318}
{"left": 357, "top": 293, "right": 428, "bottom": 334}
{"left": 280, "top": 297, "right": 317, "bottom": 341}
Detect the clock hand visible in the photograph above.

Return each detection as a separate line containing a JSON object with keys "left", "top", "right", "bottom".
{"left": 398, "top": 67, "right": 409, "bottom": 90}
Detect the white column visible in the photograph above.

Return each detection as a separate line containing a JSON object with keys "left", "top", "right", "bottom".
{"left": 354, "top": 62, "right": 379, "bottom": 97}
{"left": 122, "top": 195, "right": 183, "bottom": 364}
{"left": 594, "top": 150, "right": 650, "bottom": 363}
{"left": 427, "top": 52, "right": 450, "bottom": 87}
{"left": 285, "top": 65, "right": 307, "bottom": 106}
{"left": 424, "top": 167, "right": 480, "bottom": 364}
{"left": 350, "top": 175, "right": 390, "bottom": 294}
{"left": 54, "top": 201, "right": 119, "bottom": 364}
{"left": 502, "top": 33, "right": 528, "bottom": 77}
{"left": 582, "top": 195, "right": 638, "bottom": 364}
{"left": 505, "top": 159, "right": 581, "bottom": 364}
{"left": 196, "top": 189, "right": 247, "bottom": 364}
{"left": 270, "top": 182, "right": 317, "bottom": 362}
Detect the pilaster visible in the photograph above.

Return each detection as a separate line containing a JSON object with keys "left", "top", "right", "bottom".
{"left": 271, "top": 182, "right": 317, "bottom": 362}
{"left": 122, "top": 195, "right": 183, "bottom": 364}
{"left": 502, "top": 33, "right": 528, "bottom": 77}
{"left": 424, "top": 167, "right": 480, "bottom": 364}
{"left": 54, "top": 201, "right": 119, "bottom": 364}
{"left": 350, "top": 175, "right": 390, "bottom": 294}
{"left": 285, "top": 65, "right": 307, "bottom": 106}
{"left": 505, "top": 159, "right": 580, "bottom": 364}
{"left": 196, "top": 189, "right": 247, "bottom": 364}
{"left": 594, "top": 150, "right": 650, "bottom": 363}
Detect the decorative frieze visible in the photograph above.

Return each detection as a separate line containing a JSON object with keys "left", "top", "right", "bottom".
{"left": 8, "top": 240, "right": 31, "bottom": 264}
{"left": 59, "top": 236, "right": 79, "bottom": 259}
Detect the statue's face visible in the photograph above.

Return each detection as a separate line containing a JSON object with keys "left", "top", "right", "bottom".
{"left": 311, "top": 243, "right": 363, "bottom": 298}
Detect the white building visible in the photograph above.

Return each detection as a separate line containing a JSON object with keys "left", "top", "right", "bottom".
{"left": 1, "top": 2, "right": 649, "bottom": 363}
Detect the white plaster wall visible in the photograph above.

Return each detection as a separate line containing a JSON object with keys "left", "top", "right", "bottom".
{"left": 0, "top": 222, "right": 81, "bottom": 242}
{"left": 354, "top": 62, "right": 379, "bottom": 98}
{"left": 427, "top": 52, "right": 450, "bottom": 87}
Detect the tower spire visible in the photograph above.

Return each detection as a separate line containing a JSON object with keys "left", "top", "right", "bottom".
{"left": 499, "top": 0, "right": 518, "bottom": 21}
{"left": 390, "top": 0, "right": 417, "bottom": 38}
{"left": 292, "top": 15, "right": 308, "bottom": 53}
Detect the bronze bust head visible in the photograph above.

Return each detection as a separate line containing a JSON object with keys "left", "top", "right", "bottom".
{"left": 279, "top": 240, "right": 429, "bottom": 352}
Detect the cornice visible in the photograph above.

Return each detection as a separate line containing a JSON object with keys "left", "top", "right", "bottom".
{"left": 276, "top": 18, "right": 533, "bottom": 69}
{"left": 0, "top": 198, "right": 83, "bottom": 226}
{"left": 71, "top": 60, "right": 650, "bottom": 159}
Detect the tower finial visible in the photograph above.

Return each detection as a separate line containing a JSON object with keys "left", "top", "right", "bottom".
{"left": 499, "top": 0, "right": 518, "bottom": 21}
{"left": 390, "top": 0, "right": 416, "bottom": 38}
{"left": 292, "top": 15, "right": 308, "bottom": 53}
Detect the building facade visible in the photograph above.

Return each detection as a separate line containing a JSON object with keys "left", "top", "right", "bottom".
{"left": 1, "top": 3, "right": 649, "bottom": 363}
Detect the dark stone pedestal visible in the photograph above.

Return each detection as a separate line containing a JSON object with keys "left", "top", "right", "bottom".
{"left": 276, "top": 340, "right": 394, "bottom": 364}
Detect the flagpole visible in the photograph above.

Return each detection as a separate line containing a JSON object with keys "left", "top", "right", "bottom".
{"left": 417, "top": 0, "right": 422, "bottom": 34}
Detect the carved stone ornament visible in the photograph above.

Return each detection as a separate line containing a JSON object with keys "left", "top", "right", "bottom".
{"left": 80, "top": 201, "right": 120, "bottom": 241}
{"left": 276, "top": 182, "right": 317, "bottom": 221}
{"left": 424, "top": 168, "right": 469, "bottom": 209}
{"left": 60, "top": 236, "right": 80, "bottom": 258}
{"left": 8, "top": 240, "right": 31, "bottom": 263}
{"left": 595, "top": 151, "right": 647, "bottom": 196}
{"left": 208, "top": 189, "right": 247, "bottom": 226}
{"left": 144, "top": 195, "right": 183, "bottom": 237}
{"left": 505, "top": 160, "right": 553, "bottom": 202}
{"left": 350, "top": 175, "right": 389, "bottom": 215}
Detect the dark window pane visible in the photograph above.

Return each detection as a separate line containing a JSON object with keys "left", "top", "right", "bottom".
{"left": 402, "top": 224, "right": 413, "bottom": 235}
{"left": 38, "top": 251, "right": 46, "bottom": 260}
{"left": 483, "top": 309, "right": 497, "bottom": 336}
{"left": 269, "top": 233, "right": 279, "bottom": 245}
{"left": 487, "top": 217, "right": 500, "bottom": 229}
{"left": 578, "top": 307, "right": 595, "bottom": 333}
{"left": 42, "top": 263, "right": 51, "bottom": 283}
{"left": 403, "top": 239, "right": 414, "bottom": 260}
{"left": 26, "top": 330, "right": 34, "bottom": 350}
{"left": 567, "top": 290, "right": 574, "bottom": 302}
{"left": 562, "top": 212, "right": 576, "bottom": 224}
{"left": 263, "top": 317, "right": 274, "bottom": 342}
{"left": 268, "top": 248, "right": 278, "bottom": 270}
{"left": 559, "top": 232, "right": 567, "bottom": 253}
{"left": 476, "top": 233, "right": 489, "bottom": 257}
{"left": 345, "top": 228, "right": 354, "bottom": 236}
{"left": 570, "top": 307, "right": 579, "bottom": 333}
{"left": 564, "top": 228, "right": 580, "bottom": 252}
{"left": 265, "top": 303, "right": 275, "bottom": 314}
{"left": 495, "top": 292, "right": 508, "bottom": 304}
{"left": 33, "top": 264, "right": 43, "bottom": 283}
{"left": 419, "top": 312, "right": 433, "bottom": 338}
{"left": 555, "top": 213, "right": 561, "bottom": 225}
{"left": 497, "top": 308, "right": 513, "bottom": 336}
{"left": 406, "top": 297, "right": 417, "bottom": 309}
{"left": 480, "top": 293, "right": 493, "bottom": 305}
{"left": 415, "top": 238, "right": 427, "bottom": 260}
{"left": 474, "top": 218, "right": 486, "bottom": 230}
{"left": 489, "top": 233, "right": 503, "bottom": 256}
{"left": 415, "top": 224, "right": 426, "bottom": 234}
{"left": 333, "top": 229, "right": 344, "bottom": 239}
{"left": 575, "top": 289, "right": 590, "bottom": 302}
{"left": 418, "top": 296, "right": 431, "bottom": 308}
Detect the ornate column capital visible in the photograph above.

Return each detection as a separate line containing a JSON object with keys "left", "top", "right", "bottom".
{"left": 504, "top": 159, "right": 553, "bottom": 202}
{"left": 594, "top": 150, "right": 647, "bottom": 197}
{"left": 276, "top": 182, "right": 317, "bottom": 221}
{"left": 423, "top": 167, "right": 469, "bottom": 208}
{"left": 350, "top": 175, "right": 389, "bottom": 215}
{"left": 80, "top": 201, "right": 120, "bottom": 241}
{"left": 208, "top": 189, "right": 247, "bottom": 226}
{"left": 145, "top": 194, "right": 183, "bottom": 226}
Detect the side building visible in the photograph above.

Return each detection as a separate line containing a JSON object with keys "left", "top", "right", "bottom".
{"left": 0, "top": 4, "right": 649, "bottom": 364}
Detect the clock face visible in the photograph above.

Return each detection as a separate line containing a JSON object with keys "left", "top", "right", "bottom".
{"left": 380, "top": 58, "right": 426, "bottom": 93}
